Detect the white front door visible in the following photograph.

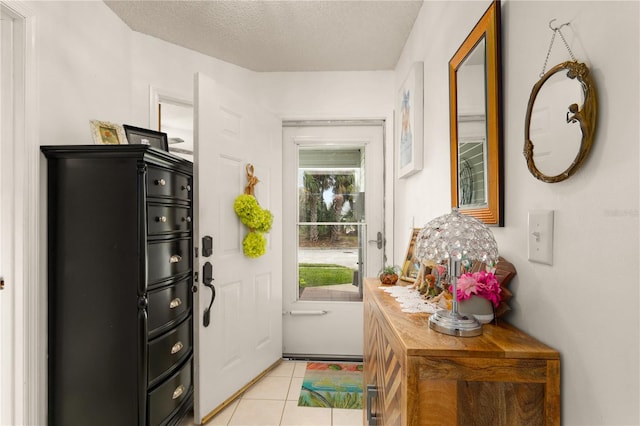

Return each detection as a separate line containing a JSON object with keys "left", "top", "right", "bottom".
{"left": 282, "top": 122, "right": 385, "bottom": 358}
{"left": 193, "top": 73, "right": 283, "bottom": 423}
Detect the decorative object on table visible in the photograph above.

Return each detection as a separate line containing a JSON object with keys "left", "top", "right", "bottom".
{"left": 400, "top": 228, "right": 422, "bottom": 282}
{"left": 397, "top": 61, "right": 423, "bottom": 179}
{"left": 415, "top": 266, "right": 438, "bottom": 297}
{"left": 414, "top": 208, "right": 499, "bottom": 336}
{"left": 378, "top": 265, "right": 401, "bottom": 285}
{"left": 233, "top": 164, "right": 273, "bottom": 258}
{"left": 90, "top": 120, "right": 127, "bottom": 145}
{"left": 449, "top": 0, "right": 503, "bottom": 226}
{"left": 123, "top": 124, "right": 169, "bottom": 151}
{"left": 468, "top": 256, "right": 516, "bottom": 318}
{"left": 456, "top": 269, "right": 501, "bottom": 324}
{"left": 524, "top": 19, "right": 598, "bottom": 183}
{"left": 298, "top": 362, "right": 363, "bottom": 409}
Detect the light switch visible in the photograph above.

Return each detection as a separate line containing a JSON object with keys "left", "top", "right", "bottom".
{"left": 528, "top": 210, "right": 554, "bottom": 265}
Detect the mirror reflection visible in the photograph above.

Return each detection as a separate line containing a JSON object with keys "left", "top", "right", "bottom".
{"left": 525, "top": 61, "right": 598, "bottom": 183}
{"left": 449, "top": 0, "right": 503, "bottom": 226}
{"left": 456, "top": 37, "right": 487, "bottom": 207}
{"left": 528, "top": 72, "right": 583, "bottom": 177}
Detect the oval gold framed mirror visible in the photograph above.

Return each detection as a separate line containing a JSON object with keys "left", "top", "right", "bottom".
{"left": 524, "top": 61, "right": 598, "bottom": 183}
{"left": 449, "top": 0, "right": 503, "bottom": 226}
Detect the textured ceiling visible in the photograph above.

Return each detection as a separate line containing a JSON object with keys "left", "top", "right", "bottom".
{"left": 105, "top": 0, "right": 424, "bottom": 72}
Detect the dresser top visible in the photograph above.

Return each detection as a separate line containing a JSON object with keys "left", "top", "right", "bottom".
{"left": 365, "top": 278, "right": 559, "bottom": 359}
{"left": 41, "top": 144, "right": 193, "bottom": 173}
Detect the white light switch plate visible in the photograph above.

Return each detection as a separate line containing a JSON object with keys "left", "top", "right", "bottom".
{"left": 528, "top": 210, "right": 554, "bottom": 265}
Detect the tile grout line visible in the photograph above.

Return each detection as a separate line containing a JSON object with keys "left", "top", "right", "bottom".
{"left": 279, "top": 366, "right": 295, "bottom": 426}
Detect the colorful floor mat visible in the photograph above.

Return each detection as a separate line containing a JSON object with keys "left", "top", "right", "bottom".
{"left": 297, "top": 362, "right": 363, "bottom": 409}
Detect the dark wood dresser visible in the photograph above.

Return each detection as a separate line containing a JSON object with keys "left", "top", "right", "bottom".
{"left": 363, "top": 278, "right": 560, "bottom": 425}
{"left": 42, "top": 145, "right": 194, "bottom": 426}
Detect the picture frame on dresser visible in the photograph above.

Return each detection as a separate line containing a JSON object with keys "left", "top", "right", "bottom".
{"left": 90, "top": 120, "right": 128, "bottom": 145}
{"left": 400, "top": 228, "right": 421, "bottom": 282}
{"left": 123, "top": 124, "right": 169, "bottom": 151}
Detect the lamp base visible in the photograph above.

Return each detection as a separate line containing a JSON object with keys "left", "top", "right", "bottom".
{"left": 428, "top": 309, "right": 483, "bottom": 337}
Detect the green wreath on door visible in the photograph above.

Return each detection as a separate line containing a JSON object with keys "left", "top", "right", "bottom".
{"left": 233, "top": 164, "right": 273, "bottom": 258}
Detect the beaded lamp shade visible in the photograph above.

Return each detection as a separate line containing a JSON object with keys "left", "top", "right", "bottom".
{"left": 415, "top": 209, "right": 499, "bottom": 265}
{"left": 415, "top": 209, "right": 499, "bottom": 336}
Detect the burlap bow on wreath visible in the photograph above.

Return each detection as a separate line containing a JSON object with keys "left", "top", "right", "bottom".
{"left": 233, "top": 164, "right": 273, "bottom": 258}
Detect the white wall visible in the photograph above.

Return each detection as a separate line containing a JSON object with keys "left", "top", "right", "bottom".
{"left": 394, "top": 1, "right": 639, "bottom": 424}
{"left": 129, "top": 32, "right": 257, "bottom": 129}
{"left": 35, "top": 1, "right": 132, "bottom": 144}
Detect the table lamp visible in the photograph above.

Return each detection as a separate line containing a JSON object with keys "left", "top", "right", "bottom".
{"left": 414, "top": 209, "right": 499, "bottom": 336}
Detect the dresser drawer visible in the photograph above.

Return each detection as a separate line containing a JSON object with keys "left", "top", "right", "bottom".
{"left": 148, "top": 278, "right": 191, "bottom": 336}
{"left": 148, "top": 357, "right": 193, "bottom": 426}
{"left": 147, "top": 204, "right": 192, "bottom": 235}
{"left": 147, "top": 238, "right": 191, "bottom": 285}
{"left": 147, "top": 166, "right": 191, "bottom": 201}
{"left": 148, "top": 317, "right": 192, "bottom": 386}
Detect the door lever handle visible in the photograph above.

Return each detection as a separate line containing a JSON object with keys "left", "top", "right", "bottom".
{"left": 368, "top": 231, "right": 384, "bottom": 249}
{"left": 202, "top": 262, "right": 215, "bottom": 327}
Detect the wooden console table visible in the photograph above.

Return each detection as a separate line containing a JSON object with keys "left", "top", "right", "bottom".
{"left": 363, "top": 278, "right": 560, "bottom": 425}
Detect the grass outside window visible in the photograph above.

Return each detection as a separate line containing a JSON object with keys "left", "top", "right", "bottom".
{"left": 299, "top": 263, "right": 354, "bottom": 287}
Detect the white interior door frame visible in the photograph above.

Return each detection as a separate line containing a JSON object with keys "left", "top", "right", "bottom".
{"left": 149, "top": 85, "right": 192, "bottom": 130}
{"left": 0, "top": 2, "right": 42, "bottom": 425}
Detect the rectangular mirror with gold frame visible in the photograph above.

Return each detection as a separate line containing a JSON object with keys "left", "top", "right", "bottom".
{"left": 449, "top": 0, "right": 503, "bottom": 226}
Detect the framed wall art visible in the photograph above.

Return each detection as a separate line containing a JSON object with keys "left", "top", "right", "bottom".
{"left": 397, "top": 61, "right": 424, "bottom": 179}
{"left": 123, "top": 124, "right": 169, "bottom": 151}
{"left": 90, "top": 120, "right": 127, "bottom": 145}
{"left": 400, "top": 228, "right": 422, "bottom": 282}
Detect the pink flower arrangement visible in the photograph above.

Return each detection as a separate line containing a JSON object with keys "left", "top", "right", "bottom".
{"left": 456, "top": 270, "right": 502, "bottom": 308}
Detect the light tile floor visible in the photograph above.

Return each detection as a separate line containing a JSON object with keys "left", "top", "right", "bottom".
{"left": 179, "top": 360, "right": 364, "bottom": 426}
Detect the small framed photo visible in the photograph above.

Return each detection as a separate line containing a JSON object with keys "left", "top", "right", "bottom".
{"left": 123, "top": 124, "right": 169, "bottom": 151}
{"left": 400, "top": 228, "right": 422, "bottom": 283}
{"left": 90, "top": 120, "right": 127, "bottom": 145}
{"left": 397, "top": 61, "right": 424, "bottom": 178}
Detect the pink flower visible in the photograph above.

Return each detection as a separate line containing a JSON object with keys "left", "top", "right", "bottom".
{"left": 455, "top": 271, "right": 501, "bottom": 308}
{"left": 457, "top": 274, "right": 480, "bottom": 299}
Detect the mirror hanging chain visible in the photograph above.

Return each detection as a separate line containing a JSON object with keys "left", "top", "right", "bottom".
{"left": 540, "top": 19, "right": 577, "bottom": 78}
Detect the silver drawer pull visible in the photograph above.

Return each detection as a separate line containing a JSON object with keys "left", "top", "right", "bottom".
{"left": 169, "top": 255, "right": 182, "bottom": 264}
{"left": 181, "top": 184, "right": 191, "bottom": 192}
{"left": 169, "top": 298, "right": 182, "bottom": 309}
{"left": 155, "top": 178, "right": 166, "bottom": 186}
{"left": 156, "top": 216, "right": 167, "bottom": 223}
{"left": 172, "top": 385, "right": 185, "bottom": 400}
{"left": 171, "top": 341, "right": 184, "bottom": 355}
{"left": 181, "top": 216, "right": 192, "bottom": 223}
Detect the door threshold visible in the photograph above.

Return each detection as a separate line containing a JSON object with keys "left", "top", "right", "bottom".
{"left": 282, "top": 354, "right": 363, "bottom": 363}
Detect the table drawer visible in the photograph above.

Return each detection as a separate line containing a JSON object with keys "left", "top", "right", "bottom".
{"left": 147, "top": 166, "right": 191, "bottom": 201}
{"left": 148, "top": 278, "right": 191, "bottom": 336}
{"left": 147, "top": 238, "right": 191, "bottom": 285}
{"left": 147, "top": 204, "right": 192, "bottom": 235}
{"left": 148, "top": 357, "right": 192, "bottom": 426}
{"left": 148, "top": 317, "right": 192, "bottom": 386}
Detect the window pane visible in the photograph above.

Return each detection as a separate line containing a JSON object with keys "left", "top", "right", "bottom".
{"left": 298, "top": 224, "right": 362, "bottom": 302}
{"left": 297, "top": 146, "right": 365, "bottom": 302}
